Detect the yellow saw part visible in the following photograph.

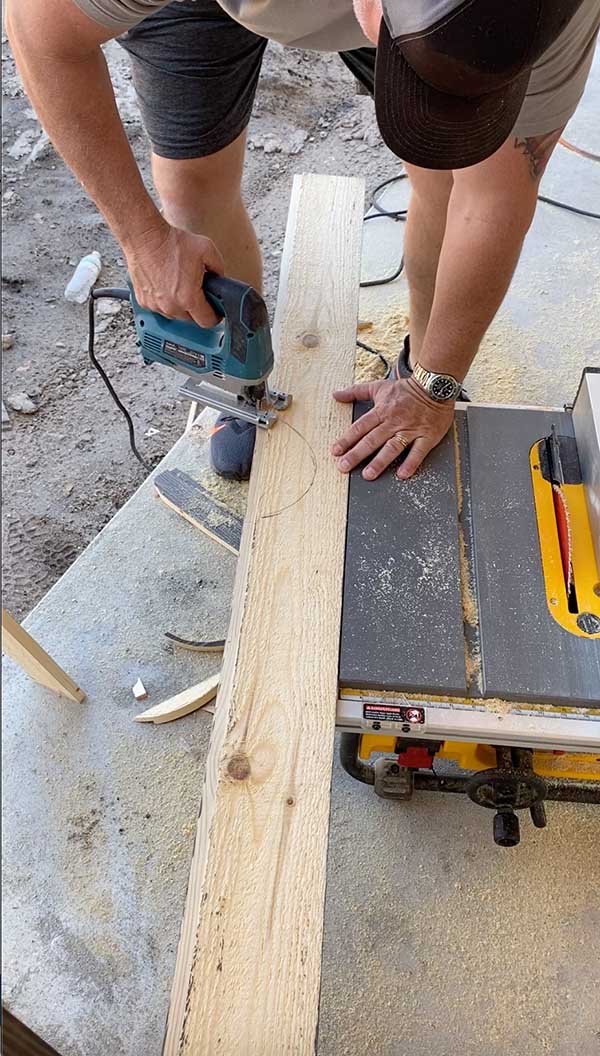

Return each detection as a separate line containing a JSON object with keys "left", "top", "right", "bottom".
{"left": 358, "top": 736, "right": 600, "bottom": 781}
{"left": 530, "top": 445, "right": 600, "bottom": 637}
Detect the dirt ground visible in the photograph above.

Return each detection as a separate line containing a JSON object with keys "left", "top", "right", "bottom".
{"left": 2, "top": 35, "right": 402, "bottom": 619}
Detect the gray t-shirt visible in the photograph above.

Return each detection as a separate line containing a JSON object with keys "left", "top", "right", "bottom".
{"left": 73, "top": 0, "right": 600, "bottom": 136}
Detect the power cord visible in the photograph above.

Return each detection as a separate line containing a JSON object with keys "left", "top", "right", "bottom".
{"left": 87, "top": 287, "right": 151, "bottom": 471}
{"left": 360, "top": 173, "right": 407, "bottom": 288}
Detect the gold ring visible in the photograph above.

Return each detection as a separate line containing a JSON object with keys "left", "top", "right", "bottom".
{"left": 394, "top": 432, "right": 410, "bottom": 449}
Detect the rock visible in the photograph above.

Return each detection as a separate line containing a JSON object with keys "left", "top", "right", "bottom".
{"left": 63, "top": 483, "right": 74, "bottom": 497}
{"left": 96, "top": 298, "right": 122, "bottom": 316}
{"left": 282, "top": 129, "right": 308, "bottom": 155}
{"left": 2, "top": 333, "right": 15, "bottom": 351}
{"left": 248, "top": 128, "right": 307, "bottom": 155}
{"left": 7, "top": 127, "right": 37, "bottom": 159}
{"left": 5, "top": 391, "right": 38, "bottom": 414}
{"left": 363, "top": 126, "right": 382, "bottom": 148}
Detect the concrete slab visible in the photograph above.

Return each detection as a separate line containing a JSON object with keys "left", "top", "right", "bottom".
{"left": 2, "top": 421, "right": 238, "bottom": 1056}
{"left": 3, "top": 50, "right": 600, "bottom": 1056}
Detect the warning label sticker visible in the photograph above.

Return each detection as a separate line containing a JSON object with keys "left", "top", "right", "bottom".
{"left": 363, "top": 703, "right": 425, "bottom": 724}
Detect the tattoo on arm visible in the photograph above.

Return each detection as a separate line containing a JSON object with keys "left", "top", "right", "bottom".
{"left": 514, "top": 129, "right": 563, "bottom": 181}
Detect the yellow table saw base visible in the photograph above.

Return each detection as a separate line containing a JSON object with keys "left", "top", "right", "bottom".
{"left": 358, "top": 735, "right": 600, "bottom": 782}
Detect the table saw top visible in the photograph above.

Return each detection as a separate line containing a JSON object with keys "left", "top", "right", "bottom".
{"left": 340, "top": 399, "right": 600, "bottom": 708}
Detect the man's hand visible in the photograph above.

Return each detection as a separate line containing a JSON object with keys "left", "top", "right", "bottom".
{"left": 332, "top": 376, "right": 454, "bottom": 480}
{"left": 125, "top": 220, "right": 226, "bottom": 328}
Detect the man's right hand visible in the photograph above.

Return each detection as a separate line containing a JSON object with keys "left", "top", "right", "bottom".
{"left": 125, "top": 220, "right": 226, "bottom": 328}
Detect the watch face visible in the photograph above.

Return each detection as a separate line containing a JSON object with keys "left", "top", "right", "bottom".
{"left": 429, "top": 375, "right": 457, "bottom": 401}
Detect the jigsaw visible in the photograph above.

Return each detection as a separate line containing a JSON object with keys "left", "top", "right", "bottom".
{"left": 89, "top": 273, "right": 291, "bottom": 437}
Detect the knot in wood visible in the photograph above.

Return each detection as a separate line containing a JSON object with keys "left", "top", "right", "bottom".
{"left": 300, "top": 332, "right": 319, "bottom": 349}
{"left": 227, "top": 753, "right": 251, "bottom": 781}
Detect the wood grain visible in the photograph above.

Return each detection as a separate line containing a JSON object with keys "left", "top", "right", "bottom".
{"left": 134, "top": 672, "right": 220, "bottom": 724}
{"left": 163, "top": 174, "right": 364, "bottom": 1055}
{"left": 2, "top": 609, "right": 85, "bottom": 703}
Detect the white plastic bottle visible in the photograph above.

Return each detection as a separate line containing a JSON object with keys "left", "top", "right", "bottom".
{"left": 64, "top": 251, "right": 102, "bottom": 304}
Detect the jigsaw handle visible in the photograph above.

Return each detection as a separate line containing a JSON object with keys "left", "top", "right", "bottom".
{"left": 203, "top": 273, "right": 270, "bottom": 367}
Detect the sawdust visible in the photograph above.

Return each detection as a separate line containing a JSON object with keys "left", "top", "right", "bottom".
{"left": 482, "top": 695, "right": 514, "bottom": 716}
{"left": 205, "top": 508, "right": 228, "bottom": 530}
{"left": 353, "top": 305, "right": 410, "bottom": 383}
{"left": 198, "top": 467, "right": 248, "bottom": 519}
{"left": 354, "top": 344, "right": 388, "bottom": 384}
{"left": 465, "top": 644, "right": 483, "bottom": 693}
{"left": 458, "top": 528, "right": 479, "bottom": 630}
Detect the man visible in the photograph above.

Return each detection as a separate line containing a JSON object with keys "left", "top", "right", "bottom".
{"left": 7, "top": 0, "right": 599, "bottom": 481}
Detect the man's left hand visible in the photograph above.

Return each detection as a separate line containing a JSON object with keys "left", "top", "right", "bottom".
{"left": 331, "top": 376, "right": 455, "bottom": 481}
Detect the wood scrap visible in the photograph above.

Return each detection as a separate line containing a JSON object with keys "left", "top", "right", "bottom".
{"left": 165, "top": 632, "right": 225, "bottom": 654}
{"left": 163, "top": 173, "right": 364, "bottom": 1055}
{"left": 154, "top": 468, "right": 242, "bottom": 555}
{"left": 1, "top": 609, "right": 85, "bottom": 702}
{"left": 134, "top": 672, "right": 220, "bottom": 724}
{"left": 132, "top": 677, "right": 148, "bottom": 701}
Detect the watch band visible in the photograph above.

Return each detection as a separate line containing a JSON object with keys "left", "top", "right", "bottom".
{"left": 412, "top": 361, "right": 462, "bottom": 402}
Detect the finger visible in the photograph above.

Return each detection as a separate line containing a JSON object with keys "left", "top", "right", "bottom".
{"left": 362, "top": 431, "right": 417, "bottom": 480}
{"left": 334, "top": 424, "right": 394, "bottom": 473}
{"left": 396, "top": 437, "right": 434, "bottom": 480}
{"left": 332, "top": 382, "right": 376, "bottom": 403}
{"left": 331, "top": 407, "right": 381, "bottom": 457}
{"left": 201, "top": 240, "right": 226, "bottom": 277}
{"left": 188, "top": 291, "right": 221, "bottom": 328}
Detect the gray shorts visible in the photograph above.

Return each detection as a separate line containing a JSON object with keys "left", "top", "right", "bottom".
{"left": 119, "top": 0, "right": 368, "bottom": 159}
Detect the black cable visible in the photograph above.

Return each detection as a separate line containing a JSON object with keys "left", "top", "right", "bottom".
{"left": 356, "top": 338, "right": 388, "bottom": 371}
{"left": 87, "top": 289, "right": 151, "bottom": 472}
{"left": 360, "top": 165, "right": 600, "bottom": 290}
{"left": 537, "top": 194, "right": 600, "bottom": 220}
{"left": 360, "top": 255, "right": 404, "bottom": 289}
{"left": 360, "top": 173, "right": 408, "bottom": 287}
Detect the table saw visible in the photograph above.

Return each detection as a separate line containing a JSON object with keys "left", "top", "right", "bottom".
{"left": 336, "top": 367, "right": 600, "bottom": 846}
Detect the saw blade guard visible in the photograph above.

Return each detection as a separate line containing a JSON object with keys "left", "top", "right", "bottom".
{"left": 530, "top": 433, "right": 600, "bottom": 638}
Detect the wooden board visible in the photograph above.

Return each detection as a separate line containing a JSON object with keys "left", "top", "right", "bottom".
{"left": 164, "top": 174, "right": 364, "bottom": 1055}
{"left": 134, "top": 672, "right": 220, "bottom": 724}
{"left": 155, "top": 469, "right": 243, "bottom": 555}
{"left": 2, "top": 609, "right": 85, "bottom": 703}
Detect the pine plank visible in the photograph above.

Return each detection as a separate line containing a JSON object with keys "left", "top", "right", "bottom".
{"left": 163, "top": 174, "right": 364, "bottom": 1055}
{"left": 2, "top": 609, "right": 85, "bottom": 703}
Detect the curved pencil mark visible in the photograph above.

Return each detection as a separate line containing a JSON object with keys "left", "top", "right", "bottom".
{"left": 259, "top": 419, "right": 318, "bottom": 519}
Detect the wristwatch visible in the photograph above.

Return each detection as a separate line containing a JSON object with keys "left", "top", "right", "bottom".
{"left": 412, "top": 361, "right": 462, "bottom": 402}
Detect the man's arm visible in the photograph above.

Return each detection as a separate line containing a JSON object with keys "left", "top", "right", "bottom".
{"left": 333, "top": 130, "right": 561, "bottom": 480}
{"left": 417, "top": 129, "right": 562, "bottom": 381}
{"left": 6, "top": 0, "right": 223, "bottom": 325}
